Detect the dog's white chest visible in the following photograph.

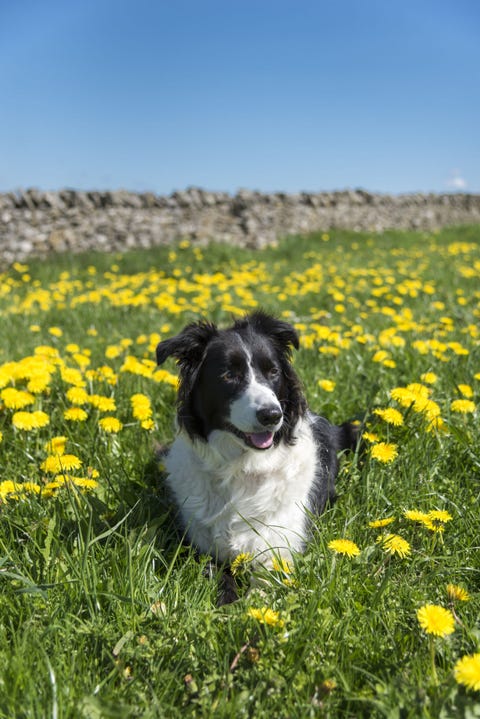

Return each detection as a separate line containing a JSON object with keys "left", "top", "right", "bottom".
{"left": 164, "top": 420, "right": 318, "bottom": 563}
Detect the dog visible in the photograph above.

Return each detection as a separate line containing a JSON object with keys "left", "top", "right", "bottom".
{"left": 156, "top": 311, "right": 358, "bottom": 600}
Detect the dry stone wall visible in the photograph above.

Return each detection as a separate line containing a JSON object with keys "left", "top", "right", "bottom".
{"left": 1, "top": 187, "right": 480, "bottom": 266}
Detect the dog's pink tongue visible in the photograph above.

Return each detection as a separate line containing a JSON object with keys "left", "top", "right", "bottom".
{"left": 248, "top": 431, "right": 274, "bottom": 449}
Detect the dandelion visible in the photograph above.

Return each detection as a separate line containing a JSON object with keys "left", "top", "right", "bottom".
{"left": 370, "top": 442, "right": 398, "bottom": 464}
{"left": 318, "top": 379, "right": 335, "bottom": 392}
{"left": 41, "top": 454, "right": 82, "bottom": 474}
{"left": 376, "top": 533, "right": 411, "bottom": 558}
{"left": 451, "top": 399, "right": 476, "bottom": 414}
{"left": 328, "top": 539, "right": 361, "bottom": 558}
{"left": 368, "top": 517, "right": 395, "bottom": 528}
{"left": 99, "top": 417, "right": 123, "bottom": 433}
{"left": 428, "top": 509, "right": 453, "bottom": 523}
{"left": 271, "top": 557, "right": 294, "bottom": 576}
{"left": 88, "top": 394, "right": 116, "bottom": 412}
{"left": 0, "top": 481, "right": 21, "bottom": 500}
{"left": 373, "top": 407, "right": 404, "bottom": 426}
{"left": 66, "top": 386, "right": 89, "bottom": 405}
{"left": 12, "top": 411, "right": 50, "bottom": 430}
{"left": 44, "top": 436, "right": 67, "bottom": 456}
{"left": 421, "top": 372, "right": 438, "bottom": 384}
{"left": 131, "top": 393, "right": 153, "bottom": 421}
{"left": 457, "top": 384, "right": 473, "bottom": 398}
{"left": 447, "top": 584, "right": 470, "bottom": 602}
{"left": 362, "top": 431, "right": 380, "bottom": 443}
{"left": 61, "top": 367, "right": 85, "bottom": 387}
{"left": 64, "top": 407, "right": 88, "bottom": 422}
{"left": 454, "top": 653, "right": 480, "bottom": 691}
{"left": 1, "top": 387, "right": 35, "bottom": 409}
{"left": 230, "top": 552, "right": 254, "bottom": 575}
{"left": 417, "top": 604, "right": 455, "bottom": 637}
{"left": 48, "top": 326, "right": 63, "bottom": 337}
{"left": 246, "top": 606, "right": 285, "bottom": 628}
{"left": 404, "top": 509, "right": 431, "bottom": 523}
{"left": 70, "top": 477, "right": 99, "bottom": 490}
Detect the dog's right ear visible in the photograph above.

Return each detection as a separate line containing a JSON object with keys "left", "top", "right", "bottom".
{"left": 156, "top": 321, "right": 218, "bottom": 369}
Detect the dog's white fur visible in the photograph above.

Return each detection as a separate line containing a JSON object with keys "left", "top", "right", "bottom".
{"left": 164, "top": 416, "right": 318, "bottom": 564}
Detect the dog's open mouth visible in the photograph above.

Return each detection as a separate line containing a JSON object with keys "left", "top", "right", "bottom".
{"left": 225, "top": 423, "right": 275, "bottom": 450}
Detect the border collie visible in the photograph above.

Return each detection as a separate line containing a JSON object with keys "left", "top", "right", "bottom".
{"left": 156, "top": 312, "right": 357, "bottom": 597}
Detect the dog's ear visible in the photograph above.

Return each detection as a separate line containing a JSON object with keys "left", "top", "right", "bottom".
{"left": 156, "top": 321, "right": 218, "bottom": 369}
{"left": 244, "top": 311, "right": 300, "bottom": 353}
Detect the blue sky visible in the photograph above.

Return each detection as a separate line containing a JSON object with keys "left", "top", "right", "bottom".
{"left": 1, "top": 0, "right": 479, "bottom": 195}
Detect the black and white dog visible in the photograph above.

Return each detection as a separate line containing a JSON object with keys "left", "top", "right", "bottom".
{"left": 156, "top": 311, "right": 357, "bottom": 579}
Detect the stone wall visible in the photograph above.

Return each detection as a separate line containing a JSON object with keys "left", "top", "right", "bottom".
{"left": 1, "top": 187, "right": 480, "bottom": 266}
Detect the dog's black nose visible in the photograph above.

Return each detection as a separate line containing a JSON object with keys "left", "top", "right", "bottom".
{"left": 256, "top": 406, "right": 283, "bottom": 427}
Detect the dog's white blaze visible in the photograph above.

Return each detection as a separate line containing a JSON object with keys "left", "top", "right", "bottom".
{"left": 164, "top": 418, "right": 318, "bottom": 564}
{"left": 229, "top": 365, "right": 282, "bottom": 432}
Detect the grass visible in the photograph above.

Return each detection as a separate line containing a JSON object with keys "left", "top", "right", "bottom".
{"left": 0, "top": 226, "right": 479, "bottom": 718}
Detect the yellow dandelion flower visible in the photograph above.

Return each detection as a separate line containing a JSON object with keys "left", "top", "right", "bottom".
{"left": 22, "top": 482, "right": 41, "bottom": 495}
{"left": 41, "top": 454, "right": 82, "bottom": 474}
{"left": 105, "top": 345, "right": 123, "bottom": 359}
{"left": 27, "top": 373, "right": 52, "bottom": 394}
{"left": 0, "top": 430, "right": 2, "bottom": 444}
{"left": 404, "top": 509, "right": 431, "bottom": 523}
{"left": 417, "top": 604, "right": 455, "bottom": 637}
{"left": 376, "top": 533, "right": 411, "bottom": 558}
{"left": 246, "top": 606, "right": 285, "bottom": 628}
{"left": 368, "top": 517, "right": 395, "bottom": 528}
{"left": 373, "top": 408, "right": 404, "bottom": 426}
{"left": 140, "top": 419, "right": 155, "bottom": 431}
{"left": 64, "top": 407, "right": 88, "bottom": 422}
{"left": 0, "top": 481, "right": 21, "bottom": 500}
{"left": 48, "top": 326, "right": 63, "bottom": 337}
{"left": 318, "top": 379, "right": 336, "bottom": 392}
{"left": 32, "top": 410, "right": 49, "bottom": 428}
{"left": 457, "top": 384, "right": 473, "bottom": 398}
{"left": 45, "top": 436, "right": 68, "bottom": 455}
{"left": 406, "top": 383, "right": 430, "bottom": 398}
{"left": 131, "top": 393, "right": 153, "bottom": 421}
{"left": 421, "top": 372, "right": 438, "bottom": 384}
{"left": 88, "top": 394, "right": 116, "bottom": 412}
{"left": 370, "top": 442, "right": 398, "bottom": 464}
{"left": 12, "top": 411, "right": 50, "bottom": 430}
{"left": 451, "top": 399, "right": 476, "bottom": 414}
{"left": 272, "top": 557, "right": 293, "bottom": 574}
{"left": 447, "top": 584, "right": 470, "bottom": 602}
{"left": 70, "top": 477, "right": 99, "bottom": 490}
{"left": 428, "top": 509, "right": 452, "bottom": 523}
{"left": 60, "top": 367, "right": 86, "bottom": 387}
{"left": 454, "top": 654, "right": 480, "bottom": 691}
{"left": 152, "top": 368, "right": 178, "bottom": 386}
{"left": 1, "top": 387, "right": 35, "bottom": 409}
{"left": 328, "top": 539, "right": 361, "bottom": 557}
{"left": 230, "top": 552, "right": 254, "bottom": 575}
{"left": 99, "top": 417, "right": 123, "bottom": 433}
{"left": 66, "top": 386, "right": 89, "bottom": 405}
{"left": 362, "top": 431, "right": 380, "bottom": 443}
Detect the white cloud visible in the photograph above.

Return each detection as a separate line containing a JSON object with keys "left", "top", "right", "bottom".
{"left": 446, "top": 170, "right": 467, "bottom": 191}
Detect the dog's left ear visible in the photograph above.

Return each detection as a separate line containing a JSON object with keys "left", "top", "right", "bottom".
{"left": 246, "top": 311, "right": 300, "bottom": 353}
{"left": 156, "top": 321, "right": 218, "bottom": 370}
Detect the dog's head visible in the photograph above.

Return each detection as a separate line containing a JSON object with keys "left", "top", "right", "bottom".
{"left": 156, "top": 311, "right": 306, "bottom": 450}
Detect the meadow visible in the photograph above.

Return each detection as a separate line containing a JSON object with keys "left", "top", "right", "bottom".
{"left": 0, "top": 226, "right": 479, "bottom": 718}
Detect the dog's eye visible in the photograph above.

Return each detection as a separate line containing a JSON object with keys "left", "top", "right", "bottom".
{"left": 221, "top": 370, "right": 242, "bottom": 383}
{"left": 266, "top": 367, "right": 280, "bottom": 380}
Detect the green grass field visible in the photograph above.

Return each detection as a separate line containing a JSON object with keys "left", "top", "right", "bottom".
{"left": 0, "top": 226, "right": 479, "bottom": 718}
